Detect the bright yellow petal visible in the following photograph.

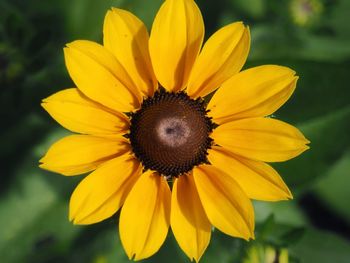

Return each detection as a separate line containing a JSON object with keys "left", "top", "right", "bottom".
{"left": 208, "top": 65, "right": 298, "bottom": 124}
{"left": 119, "top": 172, "right": 171, "bottom": 260}
{"left": 171, "top": 175, "right": 211, "bottom": 262}
{"left": 69, "top": 155, "right": 142, "bottom": 224}
{"left": 64, "top": 40, "right": 141, "bottom": 112}
{"left": 211, "top": 117, "right": 310, "bottom": 162}
{"left": 42, "top": 88, "right": 129, "bottom": 135}
{"left": 193, "top": 165, "right": 254, "bottom": 239}
{"left": 39, "top": 135, "right": 130, "bottom": 175}
{"left": 149, "top": 0, "right": 204, "bottom": 92}
{"left": 103, "top": 8, "right": 157, "bottom": 97}
{"left": 187, "top": 22, "right": 250, "bottom": 98}
{"left": 208, "top": 146, "right": 292, "bottom": 201}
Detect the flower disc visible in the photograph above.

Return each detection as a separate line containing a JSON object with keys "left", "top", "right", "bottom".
{"left": 129, "top": 90, "right": 213, "bottom": 177}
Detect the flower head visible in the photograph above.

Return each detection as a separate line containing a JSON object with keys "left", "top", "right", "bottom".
{"left": 40, "top": 0, "right": 309, "bottom": 261}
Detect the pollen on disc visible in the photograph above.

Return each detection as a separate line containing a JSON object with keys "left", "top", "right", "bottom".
{"left": 156, "top": 117, "right": 191, "bottom": 147}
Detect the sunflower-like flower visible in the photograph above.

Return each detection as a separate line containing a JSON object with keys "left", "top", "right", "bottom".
{"left": 40, "top": 0, "right": 309, "bottom": 261}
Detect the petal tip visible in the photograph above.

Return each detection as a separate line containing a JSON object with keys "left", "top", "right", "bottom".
{"left": 234, "top": 21, "right": 244, "bottom": 26}
{"left": 72, "top": 219, "right": 82, "bottom": 225}
{"left": 285, "top": 186, "right": 294, "bottom": 200}
{"left": 69, "top": 206, "right": 76, "bottom": 223}
{"left": 128, "top": 253, "right": 136, "bottom": 261}
{"left": 242, "top": 231, "right": 255, "bottom": 241}
{"left": 302, "top": 144, "right": 311, "bottom": 151}
{"left": 65, "top": 41, "right": 77, "bottom": 48}
{"left": 270, "top": 65, "right": 297, "bottom": 76}
{"left": 38, "top": 156, "right": 45, "bottom": 164}
{"left": 110, "top": 7, "right": 122, "bottom": 13}
{"left": 245, "top": 25, "right": 251, "bottom": 34}
{"left": 65, "top": 40, "right": 85, "bottom": 49}
{"left": 105, "top": 8, "right": 116, "bottom": 20}
{"left": 40, "top": 102, "right": 48, "bottom": 110}
{"left": 72, "top": 216, "right": 91, "bottom": 225}
{"left": 249, "top": 233, "right": 256, "bottom": 240}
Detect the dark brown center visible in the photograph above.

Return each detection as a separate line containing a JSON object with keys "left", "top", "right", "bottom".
{"left": 129, "top": 89, "right": 213, "bottom": 177}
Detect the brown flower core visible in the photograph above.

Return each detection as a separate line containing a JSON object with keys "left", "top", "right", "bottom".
{"left": 129, "top": 89, "right": 214, "bottom": 177}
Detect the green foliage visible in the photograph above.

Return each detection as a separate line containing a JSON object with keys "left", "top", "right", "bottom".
{"left": 1, "top": 0, "right": 350, "bottom": 262}
{"left": 290, "top": 228, "right": 350, "bottom": 263}
{"left": 314, "top": 151, "right": 350, "bottom": 222}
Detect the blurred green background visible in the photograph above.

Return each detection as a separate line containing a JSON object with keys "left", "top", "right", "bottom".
{"left": 1, "top": 0, "right": 350, "bottom": 262}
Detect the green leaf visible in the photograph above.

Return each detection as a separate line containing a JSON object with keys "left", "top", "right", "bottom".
{"left": 0, "top": 174, "right": 57, "bottom": 251}
{"left": 67, "top": 226, "right": 130, "bottom": 263}
{"left": 314, "top": 150, "right": 350, "bottom": 222}
{"left": 229, "top": 0, "right": 266, "bottom": 18}
{"left": 249, "top": 27, "right": 350, "bottom": 62}
{"left": 329, "top": 0, "right": 350, "bottom": 39}
{"left": 290, "top": 228, "right": 350, "bottom": 263}
{"left": 254, "top": 201, "right": 308, "bottom": 226}
{"left": 275, "top": 61, "right": 350, "bottom": 124}
{"left": 256, "top": 215, "right": 306, "bottom": 247}
{"left": 294, "top": 34, "right": 350, "bottom": 62}
{"left": 120, "top": 0, "right": 163, "bottom": 29}
{"left": 0, "top": 129, "right": 80, "bottom": 263}
{"left": 0, "top": 173, "right": 80, "bottom": 262}
{"left": 64, "top": 0, "right": 125, "bottom": 40}
{"left": 64, "top": 0, "right": 163, "bottom": 40}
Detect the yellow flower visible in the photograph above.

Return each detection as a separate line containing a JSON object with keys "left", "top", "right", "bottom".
{"left": 40, "top": 0, "right": 309, "bottom": 261}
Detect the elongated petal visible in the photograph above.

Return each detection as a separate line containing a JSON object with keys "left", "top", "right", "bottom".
{"left": 171, "top": 175, "right": 211, "bottom": 262}
{"left": 187, "top": 22, "right": 250, "bottom": 98}
{"left": 193, "top": 165, "right": 254, "bottom": 239}
{"left": 39, "top": 135, "right": 130, "bottom": 175}
{"left": 69, "top": 155, "right": 141, "bottom": 224}
{"left": 64, "top": 40, "right": 141, "bottom": 112}
{"left": 208, "top": 147, "right": 292, "bottom": 201}
{"left": 208, "top": 65, "right": 298, "bottom": 124}
{"left": 149, "top": 0, "right": 204, "bottom": 92}
{"left": 42, "top": 88, "right": 129, "bottom": 135}
{"left": 103, "top": 8, "right": 157, "bottom": 97}
{"left": 211, "top": 117, "right": 310, "bottom": 162}
{"left": 120, "top": 172, "right": 171, "bottom": 260}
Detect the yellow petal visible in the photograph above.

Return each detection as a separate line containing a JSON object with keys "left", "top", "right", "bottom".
{"left": 64, "top": 40, "right": 141, "bottom": 112}
{"left": 42, "top": 88, "right": 129, "bottom": 135}
{"left": 193, "top": 165, "right": 254, "bottom": 239}
{"left": 208, "top": 65, "right": 298, "bottom": 124}
{"left": 208, "top": 146, "right": 292, "bottom": 201}
{"left": 149, "top": 0, "right": 204, "bottom": 92}
{"left": 187, "top": 22, "right": 250, "bottom": 98}
{"left": 211, "top": 117, "right": 310, "bottom": 162}
{"left": 171, "top": 175, "right": 211, "bottom": 262}
{"left": 103, "top": 8, "right": 157, "bottom": 97}
{"left": 119, "top": 172, "right": 171, "bottom": 260}
{"left": 39, "top": 135, "right": 130, "bottom": 175}
{"left": 69, "top": 155, "right": 142, "bottom": 224}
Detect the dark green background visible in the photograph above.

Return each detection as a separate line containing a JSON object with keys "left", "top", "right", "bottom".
{"left": 1, "top": 0, "right": 350, "bottom": 262}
